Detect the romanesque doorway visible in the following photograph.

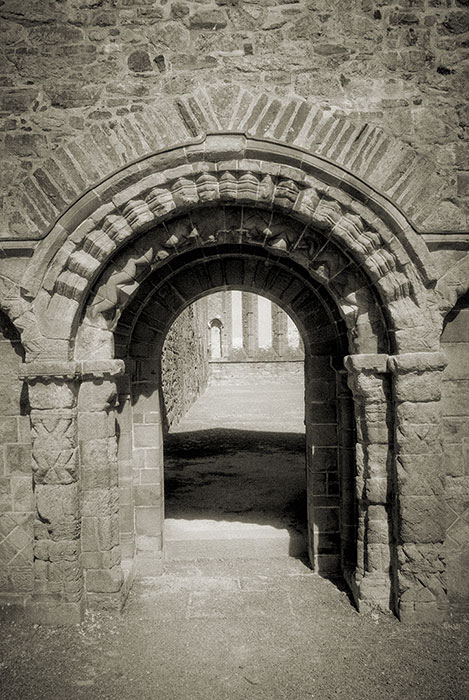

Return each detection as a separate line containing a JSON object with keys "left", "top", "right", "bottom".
{"left": 161, "top": 292, "right": 308, "bottom": 561}
{"left": 19, "top": 134, "right": 449, "bottom": 623}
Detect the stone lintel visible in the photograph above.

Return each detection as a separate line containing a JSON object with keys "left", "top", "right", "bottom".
{"left": 19, "top": 359, "right": 125, "bottom": 382}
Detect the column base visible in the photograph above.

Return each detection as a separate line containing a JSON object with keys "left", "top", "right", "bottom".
{"left": 398, "top": 600, "right": 449, "bottom": 624}
{"left": 345, "top": 568, "right": 392, "bottom": 614}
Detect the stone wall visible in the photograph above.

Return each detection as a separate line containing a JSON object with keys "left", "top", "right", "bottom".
{"left": 0, "top": 0, "right": 468, "bottom": 242}
{"left": 0, "top": 312, "right": 33, "bottom": 605}
{"left": 441, "top": 292, "right": 469, "bottom": 609}
{"left": 205, "top": 290, "right": 304, "bottom": 361}
{"left": 209, "top": 360, "right": 304, "bottom": 383}
{"left": 0, "top": 0, "right": 468, "bottom": 622}
{"left": 161, "top": 300, "right": 209, "bottom": 431}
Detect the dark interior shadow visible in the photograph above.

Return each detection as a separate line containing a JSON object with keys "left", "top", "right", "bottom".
{"left": 164, "top": 427, "right": 308, "bottom": 560}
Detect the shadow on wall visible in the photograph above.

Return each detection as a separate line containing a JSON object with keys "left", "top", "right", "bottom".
{"left": 164, "top": 427, "right": 310, "bottom": 561}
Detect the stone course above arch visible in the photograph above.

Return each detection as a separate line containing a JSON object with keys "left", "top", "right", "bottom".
{"left": 3, "top": 86, "right": 465, "bottom": 242}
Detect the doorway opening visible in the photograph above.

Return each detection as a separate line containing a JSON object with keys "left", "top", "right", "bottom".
{"left": 114, "top": 242, "right": 354, "bottom": 587}
{"left": 161, "top": 291, "right": 307, "bottom": 561}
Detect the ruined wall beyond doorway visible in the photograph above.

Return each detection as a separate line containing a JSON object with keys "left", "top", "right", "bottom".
{"left": 205, "top": 290, "right": 304, "bottom": 362}
{"left": 161, "top": 300, "right": 209, "bottom": 432}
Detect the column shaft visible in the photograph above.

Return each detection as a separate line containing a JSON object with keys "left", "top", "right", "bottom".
{"left": 345, "top": 354, "right": 392, "bottom": 613}
{"left": 388, "top": 352, "right": 448, "bottom": 622}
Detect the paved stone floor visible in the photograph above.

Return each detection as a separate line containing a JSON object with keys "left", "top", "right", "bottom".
{"left": 1, "top": 374, "right": 468, "bottom": 699}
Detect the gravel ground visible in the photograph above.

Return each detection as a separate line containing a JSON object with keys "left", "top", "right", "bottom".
{"left": 1, "top": 558, "right": 468, "bottom": 700}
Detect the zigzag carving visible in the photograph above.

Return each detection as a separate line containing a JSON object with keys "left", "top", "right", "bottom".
{"left": 48, "top": 161, "right": 417, "bottom": 315}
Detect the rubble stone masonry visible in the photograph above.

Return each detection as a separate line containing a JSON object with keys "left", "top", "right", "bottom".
{"left": 0, "top": 0, "right": 468, "bottom": 238}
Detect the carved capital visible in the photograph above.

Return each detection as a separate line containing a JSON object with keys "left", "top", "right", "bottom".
{"left": 20, "top": 359, "right": 125, "bottom": 382}
{"left": 344, "top": 354, "right": 389, "bottom": 376}
{"left": 388, "top": 352, "right": 447, "bottom": 404}
{"left": 387, "top": 352, "right": 447, "bottom": 375}
{"left": 344, "top": 354, "right": 389, "bottom": 404}
{"left": 19, "top": 361, "right": 79, "bottom": 382}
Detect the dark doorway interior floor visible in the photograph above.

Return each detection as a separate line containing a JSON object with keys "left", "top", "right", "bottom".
{"left": 164, "top": 372, "right": 306, "bottom": 560}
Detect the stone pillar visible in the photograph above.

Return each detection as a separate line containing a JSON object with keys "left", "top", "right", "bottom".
{"left": 334, "top": 366, "right": 356, "bottom": 574}
{"left": 20, "top": 360, "right": 125, "bottom": 623}
{"left": 272, "top": 306, "right": 288, "bottom": 357}
{"left": 20, "top": 362, "right": 82, "bottom": 624}
{"left": 305, "top": 354, "right": 340, "bottom": 575}
{"left": 388, "top": 352, "right": 448, "bottom": 623}
{"left": 344, "top": 354, "right": 392, "bottom": 613}
{"left": 242, "top": 292, "right": 258, "bottom": 358}
{"left": 130, "top": 359, "right": 164, "bottom": 574}
{"left": 78, "top": 360, "right": 125, "bottom": 611}
{"left": 116, "top": 373, "right": 134, "bottom": 561}
{"left": 221, "top": 291, "right": 232, "bottom": 358}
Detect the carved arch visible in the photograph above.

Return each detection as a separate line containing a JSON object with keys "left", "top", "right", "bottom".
{"left": 17, "top": 133, "right": 440, "bottom": 359}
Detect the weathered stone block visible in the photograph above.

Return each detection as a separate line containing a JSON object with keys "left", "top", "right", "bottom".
{"left": 366, "top": 477, "right": 388, "bottom": 504}
{"left": 82, "top": 551, "right": 103, "bottom": 570}
{"left": 397, "top": 454, "right": 444, "bottom": 497}
{"left": 395, "top": 422, "right": 442, "bottom": 455}
{"left": 4, "top": 132, "right": 47, "bottom": 157}
{"left": 28, "top": 381, "right": 77, "bottom": 410}
{"left": 5, "top": 444, "right": 31, "bottom": 474}
{"left": 81, "top": 486, "right": 118, "bottom": 518}
{"left": 36, "top": 483, "right": 79, "bottom": 525}
{"left": 311, "top": 507, "right": 339, "bottom": 532}
{"left": 355, "top": 413, "right": 389, "bottom": 443}
{"left": 308, "top": 423, "right": 337, "bottom": 447}
{"left": 135, "top": 506, "right": 162, "bottom": 536}
{"left": 393, "top": 374, "right": 443, "bottom": 403}
{"left": 133, "top": 484, "right": 161, "bottom": 507}
{"left": 441, "top": 380, "right": 469, "bottom": 416}
{"left": 397, "top": 401, "right": 440, "bottom": 424}
{"left": 11, "top": 477, "right": 33, "bottom": 512}
{"left": 86, "top": 565, "right": 123, "bottom": 594}
{"left": 133, "top": 424, "right": 160, "bottom": 448}
{"left": 443, "top": 342, "right": 469, "bottom": 379}
{"left": 97, "top": 515, "right": 119, "bottom": 551}
{"left": 78, "top": 380, "right": 117, "bottom": 412}
{"left": 309, "top": 447, "right": 337, "bottom": 473}
{"left": 77, "top": 411, "right": 109, "bottom": 440}
{"left": 48, "top": 540, "right": 79, "bottom": 563}
{"left": 0, "top": 417, "right": 18, "bottom": 443}
{"left": 139, "top": 468, "right": 161, "bottom": 485}
{"left": 127, "top": 50, "right": 153, "bottom": 73}
{"left": 81, "top": 517, "right": 99, "bottom": 553}
{"left": 190, "top": 10, "right": 227, "bottom": 30}
{"left": 400, "top": 496, "right": 446, "bottom": 543}
{"left": 80, "top": 438, "right": 109, "bottom": 467}
{"left": 81, "top": 460, "right": 114, "bottom": 490}
{"left": 443, "top": 443, "right": 465, "bottom": 477}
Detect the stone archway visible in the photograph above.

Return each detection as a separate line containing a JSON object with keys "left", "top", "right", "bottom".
{"left": 16, "top": 134, "right": 447, "bottom": 624}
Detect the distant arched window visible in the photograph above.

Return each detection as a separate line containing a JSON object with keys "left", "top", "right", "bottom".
{"left": 209, "top": 318, "right": 223, "bottom": 359}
